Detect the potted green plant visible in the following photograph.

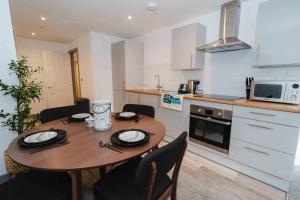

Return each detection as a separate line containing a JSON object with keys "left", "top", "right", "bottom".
{"left": 0, "top": 57, "right": 43, "bottom": 174}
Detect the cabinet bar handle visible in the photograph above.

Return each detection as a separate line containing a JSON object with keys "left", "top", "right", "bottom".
{"left": 247, "top": 123, "right": 273, "bottom": 130}
{"left": 256, "top": 45, "right": 261, "bottom": 64}
{"left": 244, "top": 146, "right": 270, "bottom": 155}
{"left": 249, "top": 112, "right": 275, "bottom": 117}
{"left": 190, "top": 53, "right": 193, "bottom": 68}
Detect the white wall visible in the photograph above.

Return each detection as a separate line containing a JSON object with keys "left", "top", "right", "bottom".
{"left": 135, "top": 0, "right": 300, "bottom": 96}
{"left": 69, "top": 32, "right": 123, "bottom": 104}
{"left": 0, "top": 0, "right": 17, "bottom": 175}
{"left": 15, "top": 37, "right": 70, "bottom": 113}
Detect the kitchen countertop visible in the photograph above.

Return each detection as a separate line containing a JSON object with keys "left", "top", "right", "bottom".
{"left": 126, "top": 88, "right": 300, "bottom": 113}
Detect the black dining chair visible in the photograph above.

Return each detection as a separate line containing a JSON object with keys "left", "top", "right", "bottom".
{"left": 93, "top": 132, "right": 188, "bottom": 200}
{"left": 40, "top": 98, "right": 90, "bottom": 123}
{"left": 122, "top": 104, "right": 155, "bottom": 118}
{"left": 0, "top": 170, "right": 72, "bottom": 200}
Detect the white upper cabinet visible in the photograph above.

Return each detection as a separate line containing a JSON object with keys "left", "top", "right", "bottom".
{"left": 253, "top": 0, "right": 300, "bottom": 67}
{"left": 171, "top": 23, "right": 206, "bottom": 70}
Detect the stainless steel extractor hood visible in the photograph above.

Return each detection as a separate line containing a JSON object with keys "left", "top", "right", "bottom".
{"left": 198, "top": 0, "right": 251, "bottom": 53}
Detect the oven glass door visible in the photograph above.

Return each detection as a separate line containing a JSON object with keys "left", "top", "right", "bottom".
{"left": 189, "top": 115, "right": 231, "bottom": 149}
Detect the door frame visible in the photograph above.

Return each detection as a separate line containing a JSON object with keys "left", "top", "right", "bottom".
{"left": 69, "top": 48, "right": 81, "bottom": 101}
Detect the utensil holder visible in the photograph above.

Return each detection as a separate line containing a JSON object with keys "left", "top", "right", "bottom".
{"left": 246, "top": 87, "right": 251, "bottom": 100}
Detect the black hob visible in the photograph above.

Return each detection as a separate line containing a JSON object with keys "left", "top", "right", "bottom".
{"left": 199, "top": 94, "right": 244, "bottom": 101}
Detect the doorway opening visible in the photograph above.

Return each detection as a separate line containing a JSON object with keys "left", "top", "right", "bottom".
{"left": 69, "top": 48, "right": 81, "bottom": 101}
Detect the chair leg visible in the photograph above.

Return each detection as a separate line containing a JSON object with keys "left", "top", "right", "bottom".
{"left": 171, "top": 184, "right": 177, "bottom": 200}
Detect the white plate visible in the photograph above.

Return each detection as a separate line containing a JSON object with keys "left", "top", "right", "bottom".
{"left": 119, "top": 112, "right": 136, "bottom": 118}
{"left": 72, "top": 113, "right": 91, "bottom": 119}
{"left": 24, "top": 131, "right": 58, "bottom": 143}
{"left": 118, "top": 131, "right": 145, "bottom": 143}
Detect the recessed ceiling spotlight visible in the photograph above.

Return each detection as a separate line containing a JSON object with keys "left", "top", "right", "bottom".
{"left": 147, "top": 2, "right": 157, "bottom": 11}
{"left": 41, "top": 17, "right": 46, "bottom": 21}
{"left": 31, "top": 32, "right": 36, "bottom": 36}
{"left": 127, "top": 15, "right": 133, "bottom": 20}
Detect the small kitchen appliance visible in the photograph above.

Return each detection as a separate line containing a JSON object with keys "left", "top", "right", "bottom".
{"left": 91, "top": 100, "right": 112, "bottom": 131}
{"left": 178, "top": 83, "right": 189, "bottom": 94}
{"left": 250, "top": 80, "right": 300, "bottom": 104}
{"left": 178, "top": 80, "right": 200, "bottom": 94}
{"left": 187, "top": 80, "right": 200, "bottom": 94}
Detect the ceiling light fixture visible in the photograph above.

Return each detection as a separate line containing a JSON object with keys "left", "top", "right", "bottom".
{"left": 127, "top": 15, "right": 133, "bottom": 20}
{"left": 147, "top": 2, "right": 157, "bottom": 11}
{"left": 41, "top": 17, "right": 46, "bottom": 21}
{"left": 31, "top": 32, "right": 36, "bottom": 36}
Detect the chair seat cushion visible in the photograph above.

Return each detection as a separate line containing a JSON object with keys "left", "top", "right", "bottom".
{"left": 93, "top": 157, "right": 171, "bottom": 200}
{"left": 0, "top": 171, "right": 72, "bottom": 200}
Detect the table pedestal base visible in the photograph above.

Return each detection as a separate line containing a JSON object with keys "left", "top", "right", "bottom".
{"left": 68, "top": 171, "right": 83, "bottom": 200}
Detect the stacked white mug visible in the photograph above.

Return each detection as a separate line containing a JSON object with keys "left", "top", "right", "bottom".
{"left": 86, "top": 100, "right": 112, "bottom": 131}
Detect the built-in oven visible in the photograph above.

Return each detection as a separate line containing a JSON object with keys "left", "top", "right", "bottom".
{"left": 189, "top": 104, "right": 232, "bottom": 151}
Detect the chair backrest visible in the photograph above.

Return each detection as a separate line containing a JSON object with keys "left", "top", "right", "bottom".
{"left": 75, "top": 98, "right": 90, "bottom": 113}
{"left": 40, "top": 105, "right": 78, "bottom": 123}
{"left": 122, "top": 104, "right": 155, "bottom": 118}
{"left": 134, "top": 132, "right": 187, "bottom": 194}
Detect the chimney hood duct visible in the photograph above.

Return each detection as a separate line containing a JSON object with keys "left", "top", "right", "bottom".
{"left": 198, "top": 0, "right": 251, "bottom": 53}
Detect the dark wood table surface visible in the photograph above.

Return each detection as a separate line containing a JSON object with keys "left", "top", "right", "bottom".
{"left": 7, "top": 115, "right": 166, "bottom": 200}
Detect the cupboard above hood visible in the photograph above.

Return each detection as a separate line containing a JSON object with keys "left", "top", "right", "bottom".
{"left": 197, "top": 0, "right": 251, "bottom": 53}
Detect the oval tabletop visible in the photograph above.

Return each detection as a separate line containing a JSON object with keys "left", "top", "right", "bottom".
{"left": 7, "top": 115, "right": 166, "bottom": 171}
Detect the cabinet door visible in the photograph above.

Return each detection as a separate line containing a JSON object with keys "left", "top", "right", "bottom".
{"left": 171, "top": 23, "right": 205, "bottom": 70}
{"left": 253, "top": 0, "right": 300, "bottom": 67}
{"left": 111, "top": 41, "right": 125, "bottom": 90}
{"left": 125, "top": 92, "right": 140, "bottom": 104}
{"left": 139, "top": 94, "right": 159, "bottom": 112}
{"left": 157, "top": 99, "right": 190, "bottom": 139}
{"left": 113, "top": 90, "right": 125, "bottom": 112}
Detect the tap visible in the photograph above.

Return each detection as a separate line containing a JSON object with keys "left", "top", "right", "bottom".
{"left": 155, "top": 74, "right": 162, "bottom": 90}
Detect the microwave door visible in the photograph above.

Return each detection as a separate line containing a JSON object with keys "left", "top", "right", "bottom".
{"left": 251, "top": 83, "right": 284, "bottom": 102}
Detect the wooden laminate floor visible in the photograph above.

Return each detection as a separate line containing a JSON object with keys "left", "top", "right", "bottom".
{"left": 177, "top": 148, "right": 286, "bottom": 200}
{"left": 83, "top": 141, "right": 286, "bottom": 200}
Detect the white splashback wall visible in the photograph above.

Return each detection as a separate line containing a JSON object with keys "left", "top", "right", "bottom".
{"left": 135, "top": 0, "right": 300, "bottom": 96}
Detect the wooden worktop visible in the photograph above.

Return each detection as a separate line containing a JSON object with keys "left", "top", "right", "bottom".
{"left": 126, "top": 88, "right": 300, "bottom": 113}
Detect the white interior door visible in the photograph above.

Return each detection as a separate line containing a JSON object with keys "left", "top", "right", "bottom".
{"left": 43, "top": 51, "right": 73, "bottom": 108}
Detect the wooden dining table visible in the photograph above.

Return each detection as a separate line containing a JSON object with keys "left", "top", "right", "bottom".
{"left": 7, "top": 115, "right": 166, "bottom": 200}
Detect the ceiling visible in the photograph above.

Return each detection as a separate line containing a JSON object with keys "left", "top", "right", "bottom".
{"left": 9, "top": 0, "right": 231, "bottom": 43}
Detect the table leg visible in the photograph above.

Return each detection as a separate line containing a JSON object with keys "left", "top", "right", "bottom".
{"left": 152, "top": 145, "right": 159, "bottom": 151}
{"left": 99, "top": 167, "right": 106, "bottom": 178}
{"left": 68, "top": 171, "right": 83, "bottom": 200}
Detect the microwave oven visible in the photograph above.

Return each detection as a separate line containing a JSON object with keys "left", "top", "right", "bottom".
{"left": 250, "top": 80, "right": 300, "bottom": 104}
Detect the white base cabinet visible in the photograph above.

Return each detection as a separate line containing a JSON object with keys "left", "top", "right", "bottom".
{"left": 125, "top": 92, "right": 300, "bottom": 191}
{"left": 126, "top": 92, "right": 190, "bottom": 139}
{"left": 230, "top": 138, "right": 294, "bottom": 181}
{"left": 230, "top": 106, "right": 300, "bottom": 189}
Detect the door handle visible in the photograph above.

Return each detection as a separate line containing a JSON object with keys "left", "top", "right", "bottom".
{"left": 190, "top": 115, "right": 231, "bottom": 125}
{"left": 190, "top": 53, "right": 193, "bottom": 68}
{"left": 249, "top": 112, "right": 275, "bottom": 117}
{"left": 256, "top": 45, "right": 261, "bottom": 64}
{"left": 244, "top": 146, "right": 270, "bottom": 156}
{"left": 247, "top": 123, "right": 273, "bottom": 130}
